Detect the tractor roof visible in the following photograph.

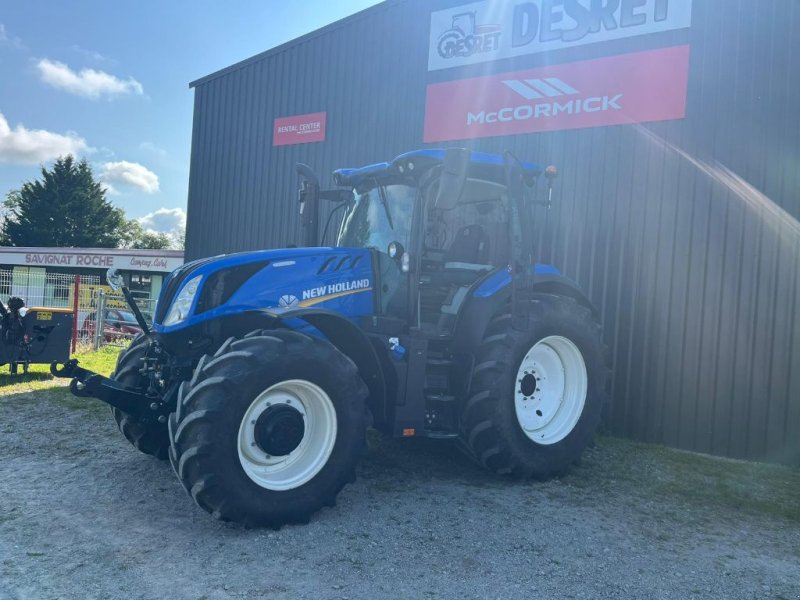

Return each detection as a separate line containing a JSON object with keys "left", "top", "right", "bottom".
{"left": 333, "top": 149, "right": 542, "bottom": 188}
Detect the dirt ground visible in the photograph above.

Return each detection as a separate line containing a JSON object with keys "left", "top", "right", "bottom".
{"left": 1, "top": 385, "right": 798, "bottom": 600}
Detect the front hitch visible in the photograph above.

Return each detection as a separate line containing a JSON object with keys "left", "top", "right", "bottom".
{"left": 50, "top": 359, "right": 168, "bottom": 420}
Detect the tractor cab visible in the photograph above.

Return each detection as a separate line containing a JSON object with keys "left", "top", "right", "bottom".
{"left": 303, "top": 149, "right": 549, "bottom": 335}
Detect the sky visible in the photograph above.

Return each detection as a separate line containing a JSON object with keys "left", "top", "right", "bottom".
{"left": 0, "top": 0, "right": 382, "bottom": 237}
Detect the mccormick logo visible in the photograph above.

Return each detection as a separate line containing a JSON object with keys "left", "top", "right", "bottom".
{"left": 423, "top": 45, "right": 690, "bottom": 142}
{"left": 436, "top": 11, "right": 502, "bottom": 60}
{"left": 467, "top": 77, "right": 622, "bottom": 126}
{"left": 502, "top": 78, "right": 579, "bottom": 99}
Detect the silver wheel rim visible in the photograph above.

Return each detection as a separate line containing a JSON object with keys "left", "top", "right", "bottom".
{"left": 514, "top": 335, "right": 588, "bottom": 445}
{"left": 237, "top": 379, "right": 337, "bottom": 491}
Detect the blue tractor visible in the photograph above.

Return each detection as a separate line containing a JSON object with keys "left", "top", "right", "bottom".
{"left": 53, "top": 148, "right": 608, "bottom": 526}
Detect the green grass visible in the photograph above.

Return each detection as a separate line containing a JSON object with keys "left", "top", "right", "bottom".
{"left": 0, "top": 344, "right": 123, "bottom": 398}
{"left": 575, "top": 436, "right": 800, "bottom": 524}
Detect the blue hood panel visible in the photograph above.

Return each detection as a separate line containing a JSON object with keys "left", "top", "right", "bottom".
{"left": 152, "top": 247, "right": 374, "bottom": 333}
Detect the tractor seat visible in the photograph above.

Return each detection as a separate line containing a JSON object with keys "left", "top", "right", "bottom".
{"left": 441, "top": 261, "right": 493, "bottom": 286}
{"left": 446, "top": 224, "right": 489, "bottom": 264}
{"left": 441, "top": 225, "right": 493, "bottom": 285}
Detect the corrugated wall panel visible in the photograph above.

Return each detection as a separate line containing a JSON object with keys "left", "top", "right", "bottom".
{"left": 185, "top": 0, "right": 800, "bottom": 464}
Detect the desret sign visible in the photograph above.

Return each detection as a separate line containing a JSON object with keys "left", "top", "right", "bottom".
{"left": 428, "top": 0, "right": 693, "bottom": 70}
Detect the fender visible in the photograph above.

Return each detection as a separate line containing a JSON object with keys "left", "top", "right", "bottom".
{"left": 529, "top": 274, "right": 597, "bottom": 316}
{"left": 257, "top": 307, "right": 387, "bottom": 425}
{"left": 452, "top": 270, "right": 597, "bottom": 354}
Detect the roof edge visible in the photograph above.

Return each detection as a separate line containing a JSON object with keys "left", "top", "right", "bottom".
{"left": 0, "top": 246, "right": 184, "bottom": 257}
{"left": 189, "top": 0, "right": 403, "bottom": 89}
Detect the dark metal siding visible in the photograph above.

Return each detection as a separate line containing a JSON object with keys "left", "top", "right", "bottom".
{"left": 186, "top": 0, "right": 800, "bottom": 464}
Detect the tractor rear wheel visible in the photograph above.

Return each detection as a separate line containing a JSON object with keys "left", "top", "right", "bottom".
{"left": 110, "top": 334, "right": 170, "bottom": 460}
{"left": 168, "top": 329, "right": 368, "bottom": 527}
{"left": 460, "top": 294, "right": 608, "bottom": 478}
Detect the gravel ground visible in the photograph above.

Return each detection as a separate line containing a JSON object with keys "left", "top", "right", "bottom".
{"left": 1, "top": 388, "right": 798, "bottom": 600}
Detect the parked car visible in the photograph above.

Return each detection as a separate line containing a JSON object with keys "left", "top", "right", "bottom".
{"left": 81, "top": 309, "right": 145, "bottom": 341}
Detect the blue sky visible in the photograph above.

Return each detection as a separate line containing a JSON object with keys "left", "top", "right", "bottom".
{"left": 0, "top": 0, "right": 381, "bottom": 236}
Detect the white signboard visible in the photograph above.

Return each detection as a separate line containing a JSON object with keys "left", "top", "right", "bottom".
{"left": 0, "top": 249, "right": 183, "bottom": 273}
{"left": 428, "top": 0, "right": 693, "bottom": 71}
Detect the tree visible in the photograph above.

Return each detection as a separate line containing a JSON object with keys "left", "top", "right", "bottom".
{"left": 119, "top": 219, "right": 173, "bottom": 249}
{"left": 172, "top": 225, "right": 185, "bottom": 250}
{"left": 1, "top": 155, "right": 127, "bottom": 248}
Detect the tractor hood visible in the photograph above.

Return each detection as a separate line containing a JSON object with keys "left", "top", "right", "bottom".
{"left": 152, "top": 247, "right": 374, "bottom": 333}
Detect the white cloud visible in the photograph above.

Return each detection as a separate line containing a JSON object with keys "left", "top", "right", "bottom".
{"left": 0, "top": 112, "right": 90, "bottom": 164}
{"left": 0, "top": 24, "right": 25, "bottom": 49}
{"left": 139, "top": 141, "right": 167, "bottom": 157}
{"left": 138, "top": 207, "right": 186, "bottom": 234}
{"left": 71, "top": 45, "right": 116, "bottom": 65}
{"left": 100, "top": 181, "right": 118, "bottom": 196}
{"left": 101, "top": 161, "right": 159, "bottom": 194}
{"left": 36, "top": 58, "right": 143, "bottom": 99}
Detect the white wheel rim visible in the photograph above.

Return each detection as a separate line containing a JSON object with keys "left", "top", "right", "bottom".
{"left": 514, "top": 335, "right": 588, "bottom": 445}
{"left": 237, "top": 379, "right": 337, "bottom": 491}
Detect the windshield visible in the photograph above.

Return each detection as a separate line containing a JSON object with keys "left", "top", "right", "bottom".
{"left": 336, "top": 183, "right": 416, "bottom": 253}
{"left": 118, "top": 311, "right": 139, "bottom": 324}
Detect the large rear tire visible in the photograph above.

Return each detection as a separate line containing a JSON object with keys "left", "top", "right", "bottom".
{"left": 110, "top": 335, "right": 170, "bottom": 460}
{"left": 460, "top": 294, "right": 608, "bottom": 478}
{"left": 168, "top": 329, "right": 368, "bottom": 527}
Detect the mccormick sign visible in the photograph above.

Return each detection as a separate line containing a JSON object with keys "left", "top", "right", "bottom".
{"left": 273, "top": 112, "right": 327, "bottom": 146}
{"left": 428, "top": 0, "right": 692, "bottom": 71}
{"left": 423, "top": 45, "right": 690, "bottom": 142}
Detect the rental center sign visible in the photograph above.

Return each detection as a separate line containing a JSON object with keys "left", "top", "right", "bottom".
{"left": 428, "top": 0, "right": 692, "bottom": 70}
{"left": 423, "top": 45, "right": 690, "bottom": 142}
{"left": 273, "top": 112, "right": 327, "bottom": 146}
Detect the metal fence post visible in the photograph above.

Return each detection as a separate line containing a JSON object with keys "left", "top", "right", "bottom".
{"left": 71, "top": 275, "right": 81, "bottom": 353}
{"left": 94, "top": 291, "right": 106, "bottom": 351}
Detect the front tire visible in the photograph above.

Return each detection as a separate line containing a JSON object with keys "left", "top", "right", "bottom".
{"left": 168, "top": 329, "right": 368, "bottom": 527}
{"left": 111, "top": 334, "right": 170, "bottom": 460}
{"left": 460, "top": 294, "right": 608, "bottom": 478}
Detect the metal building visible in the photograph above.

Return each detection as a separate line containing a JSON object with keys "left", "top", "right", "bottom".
{"left": 185, "top": 0, "right": 800, "bottom": 464}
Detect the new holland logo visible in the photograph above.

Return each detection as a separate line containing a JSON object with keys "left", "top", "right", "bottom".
{"left": 278, "top": 294, "right": 299, "bottom": 308}
{"left": 467, "top": 77, "right": 623, "bottom": 126}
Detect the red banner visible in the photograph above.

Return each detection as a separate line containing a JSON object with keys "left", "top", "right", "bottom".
{"left": 273, "top": 112, "right": 327, "bottom": 146}
{"left": 423, "top": 46, "right": 690, "bottom": 142}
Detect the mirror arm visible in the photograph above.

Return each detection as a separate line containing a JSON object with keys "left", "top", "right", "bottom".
{"left": 121, "top": 287, "right": 151, "bottom": 335}
{"left": 106, "top": 267, "right": 150, "bottom": 335}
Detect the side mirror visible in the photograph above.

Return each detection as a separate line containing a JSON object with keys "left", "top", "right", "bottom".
{"left": 296, "top": 163, "right": 319, "bottom": 224}
{"left": 106, "top": 268, "right": 124, "bottom": 292}
{"left": 544, "top": 165, "right": 558, "bottom": 209}
{"left": 387, "top": 241, "right": 404, "bottom": 259}
{"left": 434, "top": 148, "right": 470, "bottom": 210}
{"left": 387, "top": 241, "right": 410, "bottom": 273}
{"left": 296, "top": 163, "right": 321, "bottom": 247}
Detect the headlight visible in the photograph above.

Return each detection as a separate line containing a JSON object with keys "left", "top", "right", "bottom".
{"left": 163, "top": 275, "right": 202, "bottom": 326}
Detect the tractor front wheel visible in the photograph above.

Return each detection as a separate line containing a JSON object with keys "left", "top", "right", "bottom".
{"left": 460, "top": 294, "right": 608, "bottom": 478}
{"left": 110, "top": 334, "right": 170, "bottom": 460}
{"left": 168, "top": 329, "right": 368, "bottom": 527}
